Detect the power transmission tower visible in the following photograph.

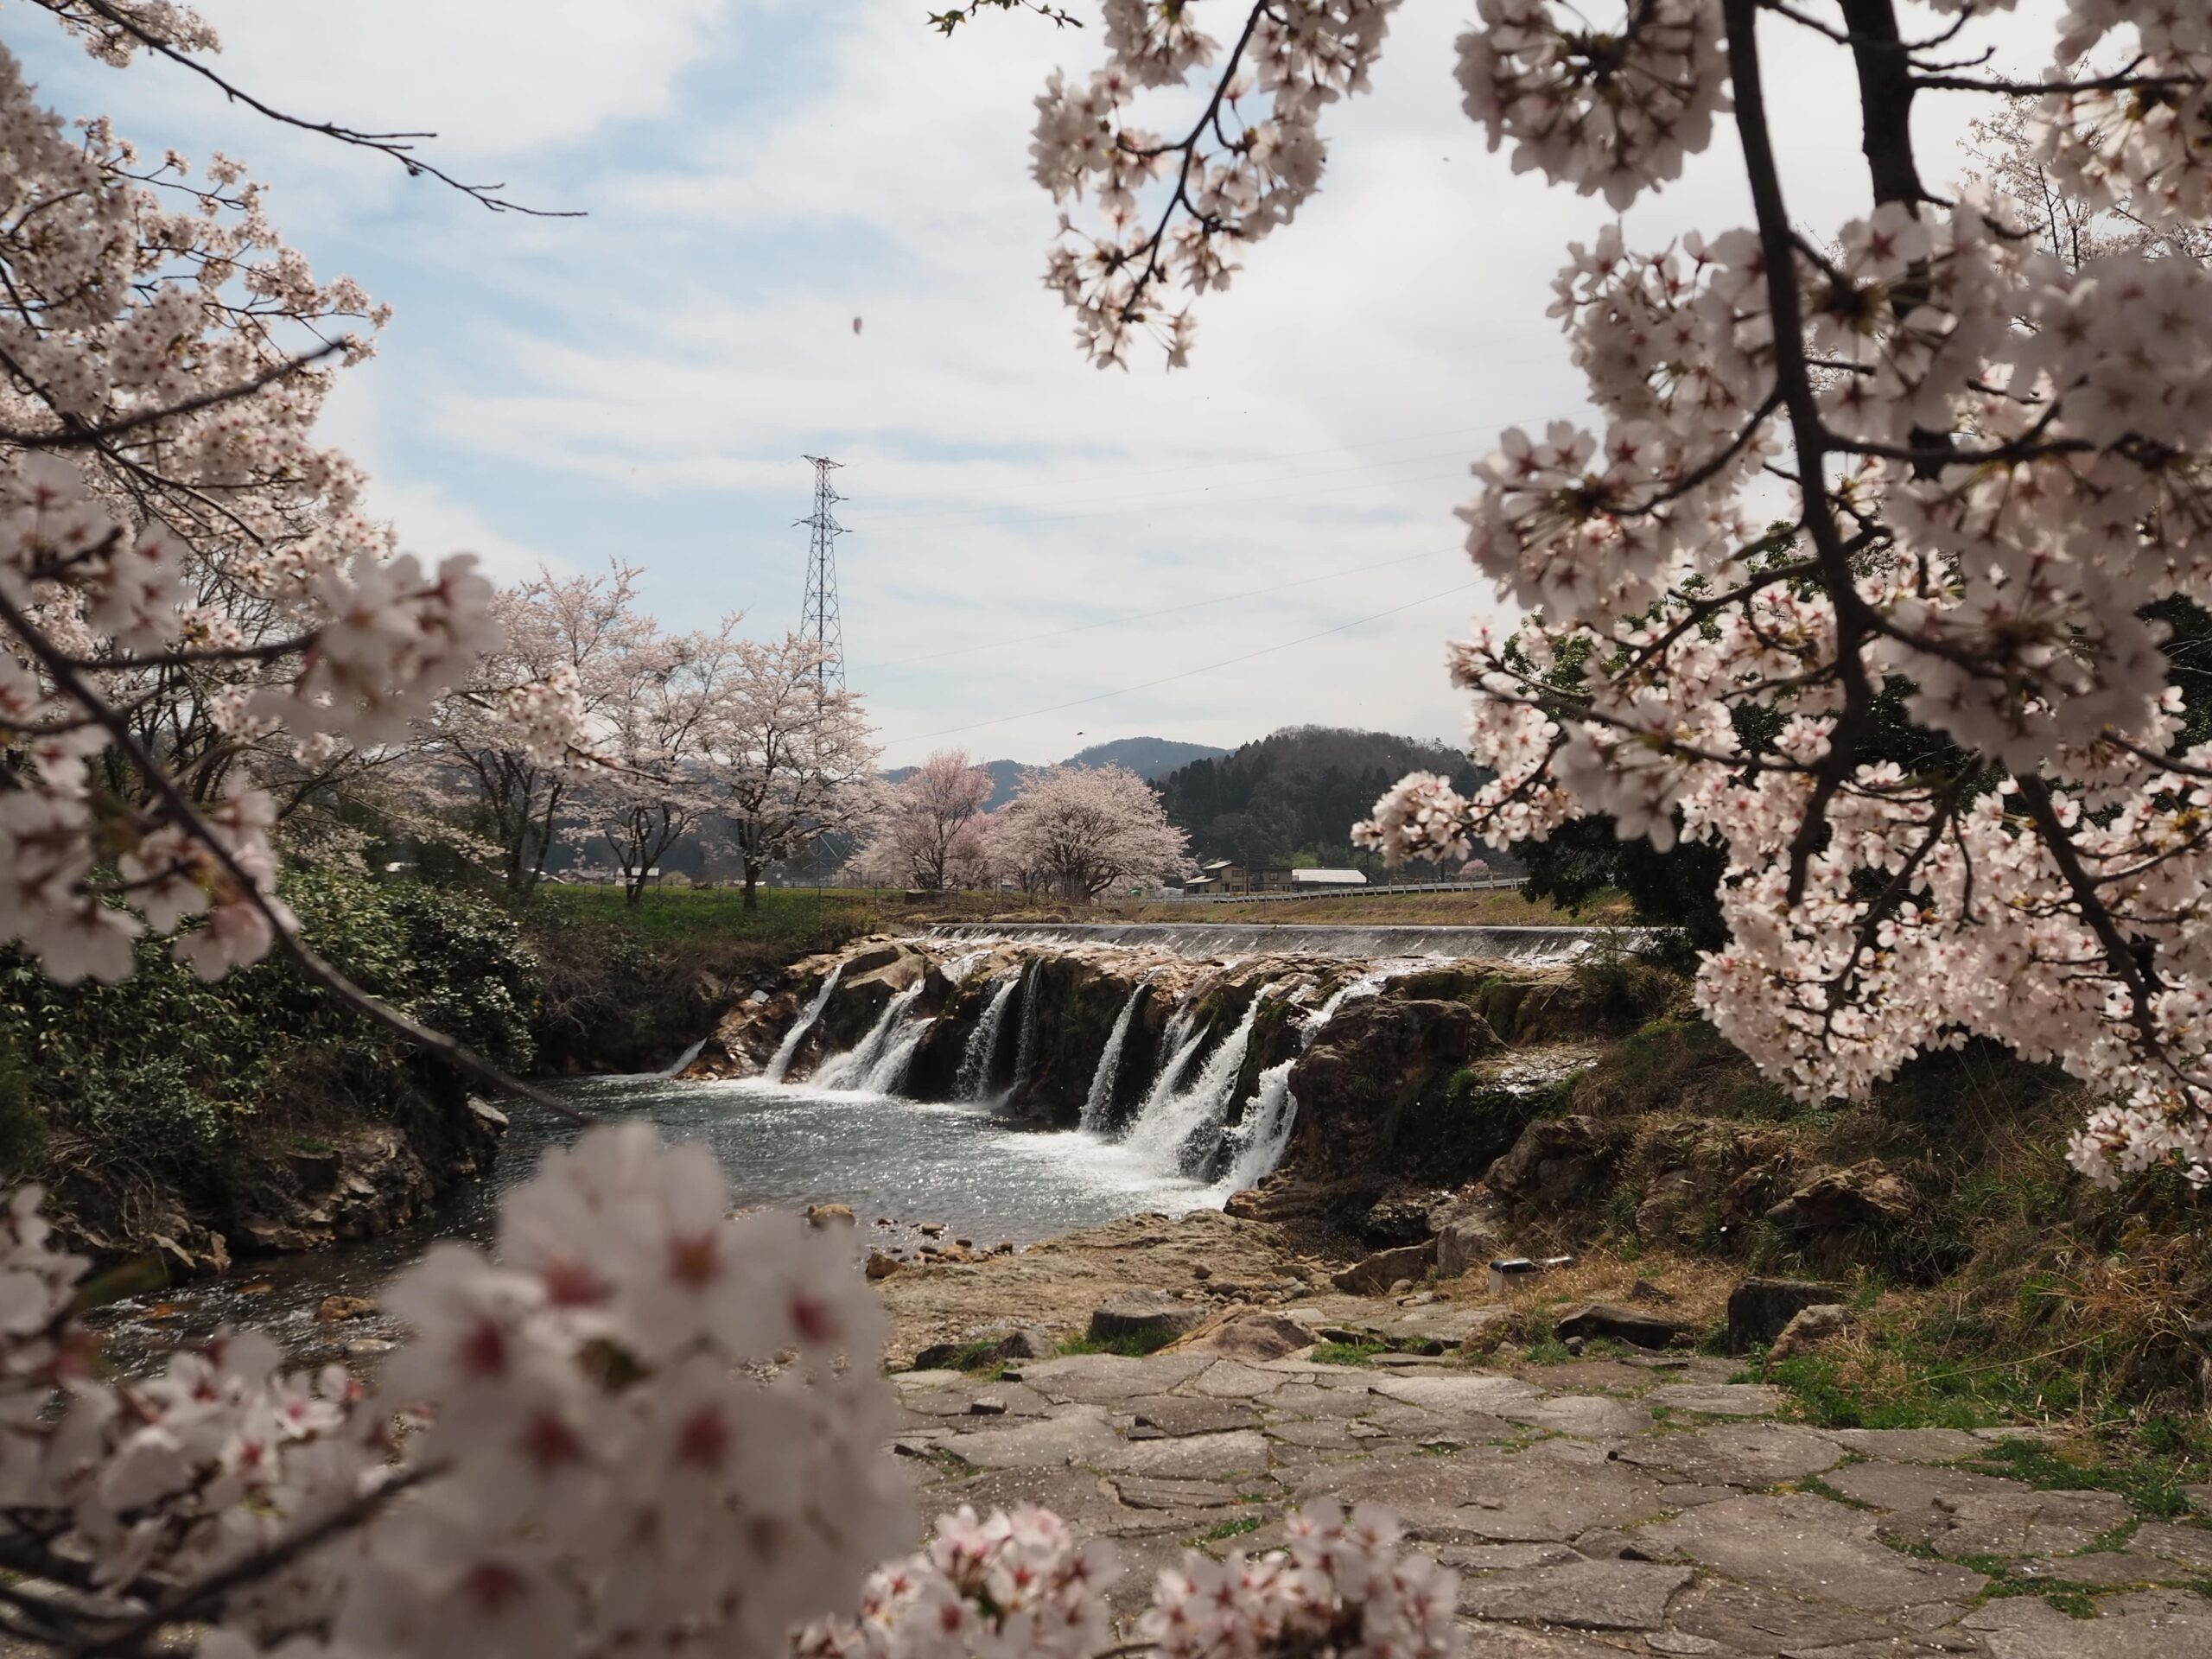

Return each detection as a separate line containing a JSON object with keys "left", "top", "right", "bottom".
{"left": 797, "top": 455, "right": 847, "bottom": 693}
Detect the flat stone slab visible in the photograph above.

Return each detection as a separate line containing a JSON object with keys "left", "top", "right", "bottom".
{"left": 1111, "top": 1477, "right": 1245, "bottom": 1511}
{"left": 1126, "top": 1396, "right": 1261, "bottom": 1437}
{"left": 1612, "top": 1423, "right": 1847, "bottom": 1489}
{"left": 1095, "top": 1428, "right": 1271, "bottom": 1480}
{"left": 1014, "top": 1352, "right": 1215, "bottom": 1402}
{"left": 1184, "top": 1359, "right": 1291, "bottom": 1400}
{"left": 938, "top": 1404, "right": 1125, "bottom": 1471}
{"left": 1964, "top": 1588, "right": 2212, "bottom": 1657}
{"left": 1639, "top": 1492, "right": 1988, "bottom": 1611}
{"left": 1366, "top": 1372, "right": 1546, "bottom": 1416}
{"left": 1457, "top": 1559, "right": 1694, "bottom": 1630}
{"left": 1826, "top": 1462, "right": 2133, "bottom": 1558}
{"left": 1824, "top": 1427, "right": 1989, "bottom": 1463}
{"left": 1646, "top": 1382, "right": 1786, "bottom": 1418}
{"left": 2133, "top": 1521, "right": 2212, "bottom": 1572}
{"left": 1501, "top": 1394, "right": 1655, "bottom": 1439}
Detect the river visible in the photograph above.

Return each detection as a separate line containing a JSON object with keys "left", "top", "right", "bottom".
{"left": 88, "top": 1073, "right": 1233, "bottom": 1371}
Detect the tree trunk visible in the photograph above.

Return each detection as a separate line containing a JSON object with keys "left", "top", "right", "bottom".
{"left": 742, "top": 860, "right": 761, "bottom": 912}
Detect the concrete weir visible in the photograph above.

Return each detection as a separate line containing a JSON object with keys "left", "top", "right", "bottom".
{"left": 920, "top": 921, "right": 1618, "bottom": 962}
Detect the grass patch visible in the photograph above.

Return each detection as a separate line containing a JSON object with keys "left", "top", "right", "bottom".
{"left": 1200, "top": 1516, "right": 1264, "bottom": 1542}
{"left": 528, "top": 884, "right": 891, "bottom": 950}
{"left": 1058, "top": 1330, "right": 1180, "bottom": 1358}
{"left": 939, "top": 1342, "right": 1009, "bottom": 1377}
{"left": 1311, "top": 1342, "right": 1387, "bottom": 1367}
{"left": 1964, "top": 1437, "right": 2197, "bottom": 1520}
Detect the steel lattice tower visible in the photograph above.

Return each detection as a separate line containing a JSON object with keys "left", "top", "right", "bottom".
{"left": 798, "top": 455, "right": 847, "bottom": 692}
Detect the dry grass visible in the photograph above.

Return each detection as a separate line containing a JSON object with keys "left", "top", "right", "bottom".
{"left": 1434, "top": 1248, "right": 1749, "bottom": 1354}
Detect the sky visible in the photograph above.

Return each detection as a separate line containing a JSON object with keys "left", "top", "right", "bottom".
{"left": 8, "top": 0, "right": 2054, "bottom": 764}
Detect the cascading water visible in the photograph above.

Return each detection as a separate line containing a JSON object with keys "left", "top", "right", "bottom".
{"left": 1135, "top": 1003, "right": 1207, "bottom": 1125}
{"left": 1216, "top": 1059, "right": 1298, "bottom": 1192}
{"left": 1079, "top": 980, "right": 1148, "bottom": 1132}
{"left": 1008, "top": 960, "right": 1045, "bottom": 1098}
{"left": 957, "top": 974, "right": 1020, "bottom": 1101}
{"left": 1121, "top": 994, "right": 1268, "bottom": 1177}
{"left": 813, "top": 981, "right": 926, "bottom": 1092}
{"left": 660, "top": 1038, "right": 708, "bottom": 1077}
{"left": 1300, "top": 965, "right": 1395, "bottom": 1045}
{"left": 763, "top": 964, "right": 843, "bottom": 1084}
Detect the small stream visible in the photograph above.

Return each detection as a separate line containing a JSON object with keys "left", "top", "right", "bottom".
{"left": 89, "top": 1072, "right": 1235, "bottom": 1372}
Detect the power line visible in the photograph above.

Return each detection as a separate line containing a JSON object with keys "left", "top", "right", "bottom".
{"left": 862, "top": 548, "right": 1441, "bottom": 670}
{"left": 880, "top": 579, "right": 1483, "bottom": 752}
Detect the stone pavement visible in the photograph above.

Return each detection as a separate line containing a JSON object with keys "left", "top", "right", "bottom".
{"left": 890, "top": 1349, "right": 2212, "bottom": 1657}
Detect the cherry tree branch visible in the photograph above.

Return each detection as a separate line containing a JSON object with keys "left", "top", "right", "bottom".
{"left": 0, "top": 587, "right": 593, "bottom": 1128}
{"left": 28, "top": 0, "right": 579, "bottom": 217}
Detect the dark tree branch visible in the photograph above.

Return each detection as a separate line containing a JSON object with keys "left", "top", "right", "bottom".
{"left": 30, "top": 0, "right": 579, "bottom": 217}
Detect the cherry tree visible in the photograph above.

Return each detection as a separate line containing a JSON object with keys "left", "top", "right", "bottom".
{"left": 850, "top": 747, "right": 995, "bottom": 891}
{"left": 1017, "top": 0, "right": 2212, "bottom": 1190}
{"left": 994, "top": 764, "right": 1191, "bottom": 900}
{"left": 412, "top": 562, "right": 653, "bottom": 899}
{"left": 709, "top": 632, "right": 877, "bottom": 910}
{"left": 572, "top": 617, "right": 746, "bottom": 906}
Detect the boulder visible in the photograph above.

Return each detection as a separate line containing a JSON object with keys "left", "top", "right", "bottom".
{"left": 864, "top": 1250, "right": 901, "bottom": 1281}
{"left": 314, "top": 1294, "right": 378, "bottom": 1325}
{"left": 805, "top": 1203, "right": 856, "bottom": 1229}
{"left": 1764, "top": 1162, "right": 1917, "bottom": 1234}
{"left": 1767, "top": 1303, "right": 1853, "bottom": 1368}
{"left": 1433, "top": 1192, "right": 1508, "bottom": 1278}
{"left": 1484, "top": 1115, "right": 1627, "bottom": 1212}
{"left": 1089, "top": 1292, "right": 1208, "bottom": 1344}
{"left": 991, "top": 1325, "right": 1058, "bottom": 1362}
{"left": 1726, "top": 1277, "right": 1846, "bottom": 1352}
{"left": 1186, "top": 1310, "right": 1318, "bottom": 1362}
{"left": 1358, "top": 1192, "right": 1441, "bottom": 1247}
{"left": 1553, "top": 1303, "right": 1694, "bottom": 1350}
{"left": 1332, "top": 1240, "right": 1436, "bottom": 1296}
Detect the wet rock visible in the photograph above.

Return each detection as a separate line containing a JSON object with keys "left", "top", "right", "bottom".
{"left": 865, "top": 1250, "right": 901, "bottom": 1281}
{"left": 1766, "top": 1302, "right": 1853, "bottom": 1366}
{"left": 314, "top": 1294, "right": 378, "bottom": 1324}
{"left": 1332, "top": 1240, "right": 1435, "bottom": 1295}
{"left": 1726, "top": 1277, "right": 1847, "bottom": 1352}
{"left": 1090, "top": 1293, "right": 1207, "bottom": 1344}
{"left": 1484, "top": 1116, "right": 1627, "bottom": 1213}
{"left": 1553, "top": 1303, "right": 1694, "bottom": 1350}
{"left": 805, "top": 1203, "right": 856, "bottom": 1229}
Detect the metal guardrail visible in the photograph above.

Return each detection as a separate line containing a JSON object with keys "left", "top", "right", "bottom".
{"left": 1160, "top": 877, "right": 1523, "bottom": 904}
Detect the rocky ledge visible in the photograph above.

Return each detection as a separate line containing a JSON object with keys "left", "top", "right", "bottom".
{"left": 891, "top": 1348, "right": 2212, "bottom": 1654}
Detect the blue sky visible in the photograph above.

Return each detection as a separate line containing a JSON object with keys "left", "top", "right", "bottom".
{"left": 10, "top": 0, "right": 2042, "bottom": 764}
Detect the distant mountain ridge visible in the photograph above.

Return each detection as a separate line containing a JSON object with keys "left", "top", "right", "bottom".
{"left": 883, "top": 735, "right": 1230, "bottom": 810}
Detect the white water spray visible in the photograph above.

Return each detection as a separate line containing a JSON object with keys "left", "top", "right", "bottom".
{"left": 1009, "top": 960, "right": 1045, "bottom": 1097}
{"left": 1216, "top": 1059, "right": 1298, "bottom": 1192}
{"left": 763, "top": 964, "right": 843, "bottom": 1084}
{"left": 1080, "top": 981, "right": 1148, "bottom": 1131}
{"left": 957, "top": 974, "right": 1020, "bottom": 1101}
{"left": 1122, "top": 994, "right": 1268, "bottom": 1177}
{"left": 814, "top": 980, "right": 926, "bottom": 1092}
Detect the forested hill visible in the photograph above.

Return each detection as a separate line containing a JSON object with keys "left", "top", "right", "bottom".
{"left": 885, "top": 736, "right": 1228, "bottom": 810}
{"left": 1156, "top": 726, "right": 1506, "bottom": 873}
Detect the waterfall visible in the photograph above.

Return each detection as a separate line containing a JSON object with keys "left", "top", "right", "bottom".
{"left": 1300, "top": 966, "right": 1394, "bottom": 1046}
{"left": 1080, "top": 981, "right": 1148, "bottom": 1132}
{"left": 957, "top": 974, "right": 1020, "bottom": 1100}
{"left": 764, "top": 964, "right": 844, "bottom": 1084}
{"left": 660, "top": 1037, "right": 707, "bottom": 1077}
{"left": 1217, "top": 1059, "right": 1298, "bottom": 1192}
{"left": 814, "top": 980, "right": 926, "bottom": 1092}
{"left": 1136, "top": 1003, "right": 1206, "bottom": 1122}
{"left": 1009, "top": 960, "right": 1045, "bottom": 1097}
{"left": 1122, "top": 994, "right": 1268, "bottom": 1177}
